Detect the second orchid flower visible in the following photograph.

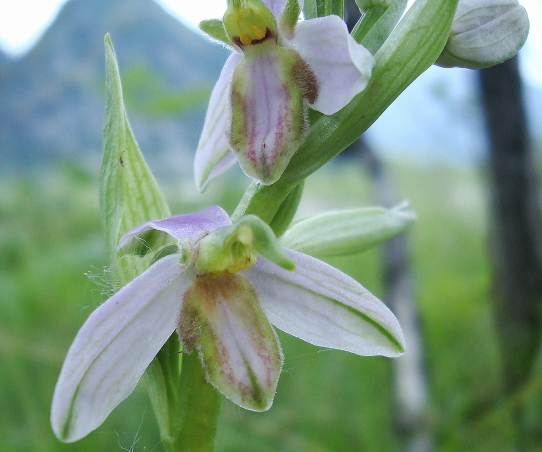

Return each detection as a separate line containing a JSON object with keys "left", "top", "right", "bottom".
{"left": 195, "top": 0, "right": 375, "bottom": 189}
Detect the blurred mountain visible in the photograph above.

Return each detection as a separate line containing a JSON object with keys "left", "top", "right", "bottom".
{"left": 0, "top": 50, "right": 9, "bottom": 73}
{"left": 0, "top": 0, "right": 228, "bottom": 171}
{"left": 1, "top": 0, "right": 540, "bottom": 174}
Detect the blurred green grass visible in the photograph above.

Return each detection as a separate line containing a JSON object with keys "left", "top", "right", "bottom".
{"left": 0, "top": 161, "right": 534, "bottom": 451}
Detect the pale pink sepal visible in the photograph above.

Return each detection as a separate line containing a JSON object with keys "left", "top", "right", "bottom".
{"left": 288, "top": 15, "right": 375, "bottom": 115}
{"left": 245, "top": 249, "right": 405, "bottom": 357}
{"left": 194, "top": 53, "right": 242, "bottom": 192}
{"left": 50, "top": 254, "right": 192, "bottom": 443}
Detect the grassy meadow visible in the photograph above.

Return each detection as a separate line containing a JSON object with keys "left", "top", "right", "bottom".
{"left": 1, "top": 160, "right": 539, "bottom": 451}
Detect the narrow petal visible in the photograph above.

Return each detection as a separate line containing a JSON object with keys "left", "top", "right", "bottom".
{"left": 278, "top": 0, "right": 301, "bottom": 38}
{"left": 118, "top": 206, "right": 232, "bottom": 255}
{"left": 179, "top": 273, "right": 283, "bottom": 411}
{"left": 195, "top": 53, "right": 242, "bottom": 191}
{"left": 230, "top": 44, "right": 307, "bottom": 184}
{"left": 287, "top": 15, "right": 375, "bottom": 114}
{"left": 245, "top": 249, "right": 405, "bottom": 357}
{"left": 51, "top": 255, "right": 192, "bottom": 442}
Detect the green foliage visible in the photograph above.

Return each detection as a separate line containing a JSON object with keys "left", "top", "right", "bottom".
{"left": 0, "top": 167, "right": 160, "bottom": 452}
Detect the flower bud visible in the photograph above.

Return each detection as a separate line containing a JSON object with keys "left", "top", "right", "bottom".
{"left": 435, "top": 0, "right": 529, "bottom": 69}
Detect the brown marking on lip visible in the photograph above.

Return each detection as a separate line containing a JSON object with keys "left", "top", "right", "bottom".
{"left": 177, "top": 273, "right": 282, "bottom": 408}
{"left": 292, "top": 56, "right": 319, "bottom": 105}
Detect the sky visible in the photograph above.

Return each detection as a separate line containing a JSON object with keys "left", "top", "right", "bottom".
{"left": 0, "top": 0, "right": 226, "bottom": 54}
{"left": 0, "top": 0, "right": 541, "bottom": 86}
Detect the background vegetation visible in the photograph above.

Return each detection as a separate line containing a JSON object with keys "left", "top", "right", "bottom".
{"left": 2, "top": 158, "right": 536, "bottom": 451}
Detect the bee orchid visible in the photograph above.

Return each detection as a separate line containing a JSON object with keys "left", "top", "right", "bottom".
{"left": 194, "top": 0, "right": 375, "bottom": 189}
{"left": 51, "top": 206, "right": 404, "bottom": 442}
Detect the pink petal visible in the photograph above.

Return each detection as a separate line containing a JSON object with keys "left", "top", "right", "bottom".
{"left": 262, "top": 0, "right": 298, "bottom": 18}
{"left": 117, "top": 206, "right": 232, "bottom": 254}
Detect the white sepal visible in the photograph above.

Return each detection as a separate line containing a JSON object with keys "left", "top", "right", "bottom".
{"left": 246, "top": 249, "right": 405, "bottom": 357}
{"left": 51, "top": 255, "right": 191, "bottom": 442}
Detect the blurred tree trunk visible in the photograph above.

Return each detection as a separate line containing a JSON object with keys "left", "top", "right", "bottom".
{"left": 344, "top": 3, "right": 432, "bottom": 451}
{"left": 353, "top": 140, "right": 432, "bottom": 452}
{"left": 478, "top": 57, "right": 542, "bottom": 435}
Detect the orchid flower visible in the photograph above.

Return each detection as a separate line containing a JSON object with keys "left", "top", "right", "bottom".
{"left": 194, "top": 0, "right": 375, "bottom": 189}
{"left": 51, "top": 205, "right": 404, "bottom": 443}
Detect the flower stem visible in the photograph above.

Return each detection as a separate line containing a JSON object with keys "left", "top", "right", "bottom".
{"left": 169, "top": 352, "right": 222, "bottom": 452}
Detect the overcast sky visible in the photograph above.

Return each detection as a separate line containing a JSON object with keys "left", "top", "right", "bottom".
{"left": 0, "top": 0, "right": 226, "bottom": 54}
{"left": 0, "top": 0, "right": 541, "bottom": 86}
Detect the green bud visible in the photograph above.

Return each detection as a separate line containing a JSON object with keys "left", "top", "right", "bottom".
{"left": 281, "top": 203, "right": 415, "bottom": 257}
{"left": 435, "top": 0, "right": 529, "bottom": 69}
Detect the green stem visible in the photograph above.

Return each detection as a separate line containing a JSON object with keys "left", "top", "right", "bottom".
{"left": 168, "top": 352, "right": 222, "bottom": 452}
{"left": 232, "top": 179, "right": 297, "bottom": 223}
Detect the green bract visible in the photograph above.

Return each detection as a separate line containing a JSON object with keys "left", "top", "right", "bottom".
{"left": 281, "top": 204, "right": 415, "bottom": 256}
{"left": 100, "top": 35, "right": 170, "bottom": 282}
{"left": 352, "top": 0, "right": 408, "bottom": 54}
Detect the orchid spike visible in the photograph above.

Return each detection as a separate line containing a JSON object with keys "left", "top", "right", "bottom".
{"left": 51, "top": 206, "right": 404, "bottom": 443}
{"left": 195, "top": 0, "right": 375, "bottom": 189}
